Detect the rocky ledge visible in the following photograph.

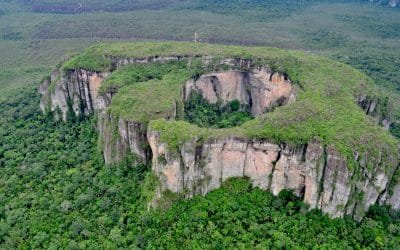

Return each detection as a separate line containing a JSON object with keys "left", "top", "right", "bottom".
{"left": 148, "top": 130, "right": 398, "bottom": 220}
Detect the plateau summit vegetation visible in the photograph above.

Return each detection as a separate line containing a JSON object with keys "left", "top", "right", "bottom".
{"left": 1, "top": 0, "right": 400, "bottom": 249}
{"left": 66, "top": 41, "right": 396, "bottom": 164}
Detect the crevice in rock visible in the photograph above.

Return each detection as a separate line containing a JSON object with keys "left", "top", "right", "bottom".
{"left": 243, "top": 143, "right": 250, "bottom": 177}
{"left": 302, "top": 143, "right": 308, "bottom": 162}
{"left": 77, "top": 71, "right": 85, "bottom": 112}
{"left": 65, "top": 73, "right": 72, "bottom": 100}
{"left": 86, "top": 73, "right": 94, "bottom": 113}
{"left": 145, "top": 142, "right": 152, "bottom": 165}
{"left": 351, "top": 187, "right": 359, "bottom": 219}
{"left": 124, "top": 120, "right": 130, "bottom": 148}
{"left": 179, "top": 147, "right": 185, "bottom": 193}
{"left": 299, "top": 185, "right": 306, "bottom": 200}
{"left": 195, "top": 143, "right": 203, "bottom": 169}
{"left": 211, "top": 76, "right": 220, "bottom": 97}
{"left": 377, "top": 187, "right": 388, "bottom": 205}
{"left": 269, "top": 146, "right": 282, "bottom": 190}
{"left": 317, "top": 145, "right": 328, "bottom": 204}
{"left": 381, "top": 163, "right": 400, "bottom": 204}
{"left": 220, "top": 142, "right": 227, "bottom": 183}
{"left": 329, "top": 160, "right": 339, "bottom": 203}
{"left": 344, "top": 175, "right": 358, "bottom": 216}
{"left": 141, "top": 125, "right": 151, "bottom": 164}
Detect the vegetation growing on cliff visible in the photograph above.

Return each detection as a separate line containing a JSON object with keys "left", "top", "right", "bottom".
{"left": 82, "top": 42, "right": 397, "bottom": 170}
{"left": 107, "top": 59, "right": 205, "bottom": 122}
{"left": 1, "top": 87, "right": 400, "bottom": 248}
{"left": 184, "top": 91, "right": 253, "bottom": 128}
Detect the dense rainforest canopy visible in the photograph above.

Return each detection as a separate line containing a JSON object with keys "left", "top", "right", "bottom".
{"left": 1, "top": 0, "right": 400, "bottom": 248}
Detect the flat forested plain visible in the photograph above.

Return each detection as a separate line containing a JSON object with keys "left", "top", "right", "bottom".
{"left": 1, "top": 0, "right": 400, "bottom": 248}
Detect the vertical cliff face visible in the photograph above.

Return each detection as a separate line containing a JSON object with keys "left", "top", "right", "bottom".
{"left": 40, "top": 55, "right": 188, "bottom": 163}
{"left": 97, "top": 57, "right": 295, "bottom": 164}
{"left": 183, "top": 68, "right": 295, "bottom": 116}
{"left": 148, "top": 130, "right": 397, "bottom": 219}
{"left": 39, "top": 68, "right": 109, "bottom": 120}
{"left": 387, "top": 183, "right": 400, "bottom": 209}
{"left": 358, "top": 94, "right": 393, "bottom": 129}
{"left": 99, "top": 113, "right": 150, "bottom": 163}
{"left": 39, "top": 55, "right": 186, "bottom": 120}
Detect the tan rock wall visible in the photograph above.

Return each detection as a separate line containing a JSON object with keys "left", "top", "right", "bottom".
{"left": 148, "top": 130, "right": 397, "bottom": 219}
{"left": 184, "top": 68, "right": 295, "bottom": 117}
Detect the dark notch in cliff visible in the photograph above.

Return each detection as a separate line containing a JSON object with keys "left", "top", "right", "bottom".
{"left": 316, "top": 145, "right": 329, "bottom": 204}
{"left": 269, "top": 146, "right": 282, "bottom": 190}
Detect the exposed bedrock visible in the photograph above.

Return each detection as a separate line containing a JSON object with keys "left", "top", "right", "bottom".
{"left": 357, "top": 94, "right": 393, "bottom": 129}
{"left": 183, "top": 68, "right": 296, "bottom": 116}
{"left": 148, "top": 130, "right": 398, "bottom": 219}
{"left": 99, "top": 113, "right": 150, "bottom": 163}
{"left": 38, "top": 54, "right": 400, "bottom": 219}
{"left": 100, "top": 67, "right": 296, "bottom": 165}
{"left": 39, "top": 55, "right": 191, "bottom": 119}
{"left": 39, "top": 68, "right": 109, "bottom": 120}
{"left": 40, "top": 55, "right": 393, "bottom": 129}
{"left": 387, "top": 183, "right": 400, "bottom": 210}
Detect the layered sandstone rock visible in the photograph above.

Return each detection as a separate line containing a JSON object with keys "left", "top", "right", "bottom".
{"left": 357, "top": 94, "right": 393, "bottom": 129}
{"left": 40, "top": 56, "right": 298, "bottom": 165}
{"left": 148, "top": 130, "right": 397, "bottom": 218}
{"left": 99, "top": 113, "right": 150, "bottom": 163}
{"left": 184, "top": 68, "right": 295, "bottom": 116}
{"left": 39, "top": 56, "right": 189, "bottom": 119}
{"left": 39, "top": 68, "right": 109, "bottom": 120}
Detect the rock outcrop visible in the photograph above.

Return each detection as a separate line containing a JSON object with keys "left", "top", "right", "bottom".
{"left": 148, "top": 131, "right": 397, "bottom": 219}
{"left": 358, "top": 94, "right": 392, "bottom": 129}
{"left": 39, "top": 55, "right": 186, "bottom": 119}
{"left": 184, "top": 68, "right": 295, "bottom": 116}
{"left": 40, "top": 55, "right": 299, "bottom": 164}
{"left": 99, "top": 114, "right": 150, "bottom": 163}
{"left": 387, "top": 183, "right": 400, "bottom": 209}
{"left": 39, "top": 50, "right": 400, "bottom": 220}
{"left": 39, "top": 68, "right": 109, "bottom": 120}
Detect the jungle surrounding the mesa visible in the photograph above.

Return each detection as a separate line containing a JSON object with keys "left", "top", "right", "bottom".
{"left": 1, "top": 0, "right": 400, "bottom": 248}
